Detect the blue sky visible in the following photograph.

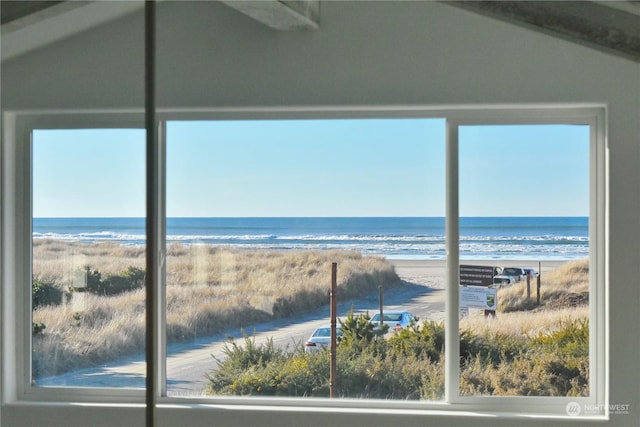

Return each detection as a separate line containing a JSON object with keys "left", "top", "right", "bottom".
{"left": 32, "top": 119, "right": 589, "bottom": 217}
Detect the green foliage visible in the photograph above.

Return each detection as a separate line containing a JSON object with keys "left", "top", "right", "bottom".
{"left": 208, "top": 319, "right": 588, "bottom": 399}
{"left": 532, "top": 318, "right": 589, "bottom": 358}
{"left": 83, "top": 266, "right": 146, "bottom": 296}
{"left": 339, "top": 310, "right": 386, "bottom": 347}
{"left": 208, "top": 320, "right": 446, "bottom": 399}
{"left": 72, "top": 311, "right": 82, "bottom": 327}
{"left": 459, "top": 319, "right": 589, "bottom": 396}
{"left": 32, "top": 322, "right": 46, "bottom": 336}
{"left": 32, "top": 278, "right": 63, "bottom": 308}
{"left": 460, "top": 329, "right": 527, "bottom": 367}
{"left": 388, "top": 320, "right": 444, "bottom": 362}
{"left": 207, "top": 335, "right": 287, "bottom": 393}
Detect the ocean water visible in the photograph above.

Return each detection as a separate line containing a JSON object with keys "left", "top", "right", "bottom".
{"left": 32, "top": 217, "right": 588, "bottom": 261}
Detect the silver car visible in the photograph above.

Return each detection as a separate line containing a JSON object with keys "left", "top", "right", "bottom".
{"left": 370, "top": 310, "right": 416, "bottom": 332}
{"left": 304, "top": 324, "right": 342, "bottom": 353}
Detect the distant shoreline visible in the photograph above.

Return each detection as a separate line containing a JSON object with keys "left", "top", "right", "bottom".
{"left": 32, "top": 216, "right": 590, "bottom": 260}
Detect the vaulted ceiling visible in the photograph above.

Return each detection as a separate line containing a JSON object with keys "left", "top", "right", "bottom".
{"left": 2, "top": 1, "right": 640, "bottom": 62}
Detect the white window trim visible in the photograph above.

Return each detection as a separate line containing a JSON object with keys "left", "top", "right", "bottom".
{"left": 1, "top": 105, "right": 608, "bottom": 426}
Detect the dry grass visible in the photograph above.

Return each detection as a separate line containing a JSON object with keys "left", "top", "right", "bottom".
{"left": 32, "top": 241, "right": 400, "bottom": 377}
{"left": 497, "top": 258, "right": 589, "bottom": 313}
{"left": 463, "top": 258, "right": 589, "bottom": 339}
{"left": 32, "top": 239, "right": 146, "bottom": 285}
{"left": 460, "top": 260, "right": 589, "bottom": 358}
{"left": 460, "top": 305, "right": 588, "bottom": 338}
{"left": 32, "top": 241, "right": 590, "bottom": 382}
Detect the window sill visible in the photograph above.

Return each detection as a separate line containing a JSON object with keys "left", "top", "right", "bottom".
{"left": 2, "top": 400, "right": 609, "bottom": 427}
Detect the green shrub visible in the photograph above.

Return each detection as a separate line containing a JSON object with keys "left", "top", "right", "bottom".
{"left": 32, "top": 322, "right": 46, "bottom": 336}
{"left": 388, "top": 320, "right": 444, "bottom": 362}
{"left": 207, "top": 323, "right": 446, "bottom": 400}
{"left": 207, "top": 335, "right": 287, "bottom": 393}
{"left": 460, "top": 325, "right": 531, "bottom": 368}
{"left": 206, "top": 317, "right": 588, "bottom": 399}
{"left": 339, "top": 310, "right": 387, "bottom": 349}
{"left": 460, "top": 319, "right": 589, "bottom": 396}
{"left": 101, "top": 266, "right": 145, "bottom": 295}
{"left": 532, "top": 318, "right": 588, "bottom": 358}
{"left": 83, "top": 266, "right": 145, "bottom": 296}
{"left": 32, "top": 278, "right": 63, "bottom": 308}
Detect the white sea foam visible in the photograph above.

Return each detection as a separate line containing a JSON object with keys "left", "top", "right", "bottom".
{"left": 32, "top": 217, "right": 589, "bottom": 260}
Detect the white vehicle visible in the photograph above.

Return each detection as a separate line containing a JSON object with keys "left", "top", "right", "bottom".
{"left": 493, "top": 267, "right": 528, "bottom": 287}
{"left": 304, "top": 325, "right": 342, "bottom": 353}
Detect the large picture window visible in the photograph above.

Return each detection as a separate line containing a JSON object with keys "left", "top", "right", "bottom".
{"left": 8, "top": 107, "right": 606, "bottom": 420}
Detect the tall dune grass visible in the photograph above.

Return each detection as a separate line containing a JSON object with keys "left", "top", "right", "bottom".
{"left": 463, "top": 258, "right": 589, "bottom": 338}
{"left": 497, "top": 258, "right": 589, "bottom": 312}
{"left": 32, "top": 241, "right": 401, "bottom": 378}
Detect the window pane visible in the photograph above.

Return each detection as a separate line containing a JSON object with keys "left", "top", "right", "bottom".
{"left": 165, "top": 119, "right": 447, "bottom": 399}
{"left": 31, "top": 129, "right": 146, "bottom": 388}
{"left": 458, "top": 124, "right": 590, "bottom": 396}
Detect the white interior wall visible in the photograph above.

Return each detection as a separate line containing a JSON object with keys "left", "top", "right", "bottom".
{"left": 2, "top": 1, "right": 639, "bottom": 426}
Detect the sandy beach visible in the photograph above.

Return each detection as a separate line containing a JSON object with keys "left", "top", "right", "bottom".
{"left": 389, "top": 259, "right": 570, "bottom": 289}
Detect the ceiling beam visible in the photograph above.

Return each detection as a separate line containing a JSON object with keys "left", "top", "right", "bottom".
{"left": 220, "top": 0, "right": 319, "bottom": 31}
{"left": 445, "top": 1, "right": 640, "bottom": 62}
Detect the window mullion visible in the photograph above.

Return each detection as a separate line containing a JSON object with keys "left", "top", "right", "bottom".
{"left": 144, "top": 115, "right": 166, "bottom": 402}
{"left": 445, "top": 120, "right": 460, "bottom": 402}
{"left": 156, "top": 120, "right": 167, "bottom": 398}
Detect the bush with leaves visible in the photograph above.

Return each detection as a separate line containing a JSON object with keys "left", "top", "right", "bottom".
{"left": 207, "top": 318, "right": 447, "bottom": 400}
{"left": 81, "top": 266, "right": 146, "bottom": 296}
{"left": 32, "top": 278, "right": 63, "bottom": 308}
{"left": 207, "top": 335, "right": 287, "bottom": 394}
{"left": 206, "top": 312, "right": 588, "bottom": 399}
{"left": 338, "top": 310, "right": 387, "bottom": 352}
{"left": 459, "top": 319, "right": 589, "bottom": 396}
{"left": 387, "top": 320, "right": 443, "bottom": 363}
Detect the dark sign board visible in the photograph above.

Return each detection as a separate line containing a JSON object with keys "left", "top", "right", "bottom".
{"left": 460, "top": 265, "right": 496, "bottom": 287}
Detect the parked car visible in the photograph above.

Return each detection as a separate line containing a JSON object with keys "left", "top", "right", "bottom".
{"left": 304, "top": 324, "right": 342, "bottom": 353}
{"left": 493, "top": 267, "right": 529, "bottom": 287}
{"left": 370, "top": 310, "right": 416, "bottom": 332}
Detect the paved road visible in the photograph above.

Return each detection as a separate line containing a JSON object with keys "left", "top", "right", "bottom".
{"left": 37, "top": 282, "right": 444, "bottom": 396}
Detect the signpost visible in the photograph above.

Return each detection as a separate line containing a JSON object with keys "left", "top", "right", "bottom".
{"left": 459, "top": 264, "right": 498, "bottom": 318}
{"left": 460, "top": 265, "right": 496, "bottom": 287}
{"left": 460, "top": 285, "right": 497, "bottom": 310}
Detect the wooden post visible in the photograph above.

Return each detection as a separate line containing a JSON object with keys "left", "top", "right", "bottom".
{"left": 536, "top": 262, "right": 541, "bottom": 305}
{"left": 378, "top": 285, "right": 384, "bottom": 326}
{"left": 330, "top": 262, "right": 337, "bottom": 399}
{"left": 526, "top": 273, "right": 531, "bottom": 300}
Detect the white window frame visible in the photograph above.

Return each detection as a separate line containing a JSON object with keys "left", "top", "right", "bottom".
{"left": 1, "top": 105, "right": 608, "bottom": 426}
